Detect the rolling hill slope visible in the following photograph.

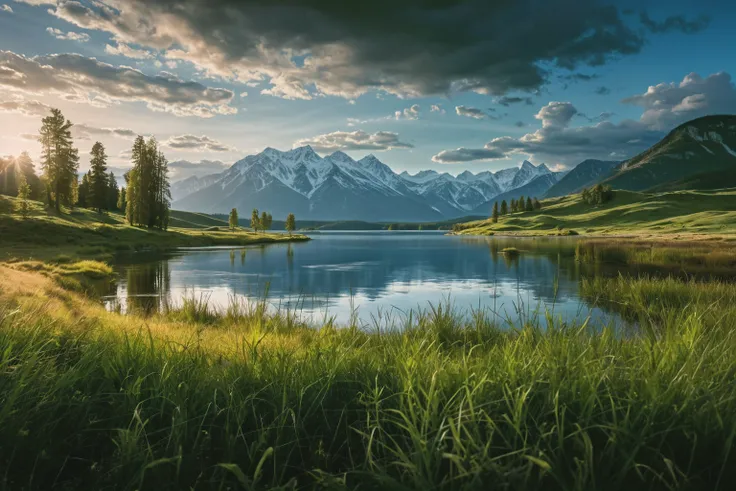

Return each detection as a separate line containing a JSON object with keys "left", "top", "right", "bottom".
{"left": 603, "top": 115, "right": 736, "bottom": 191}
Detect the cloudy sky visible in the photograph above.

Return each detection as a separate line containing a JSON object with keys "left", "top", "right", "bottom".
{"left": 1, "top": 0, "right": 735, "bottom": 181}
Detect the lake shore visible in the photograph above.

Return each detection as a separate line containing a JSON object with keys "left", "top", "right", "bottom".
{"left": 2, "top": 254, "right": 736, "bottom": 489}
{"left": 0, "top": 195, "right": 310, "bottom": 264}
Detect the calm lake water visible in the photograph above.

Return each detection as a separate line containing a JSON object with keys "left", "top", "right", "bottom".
{"left": 104, "top": 231, "right": 638, "bottom": 328}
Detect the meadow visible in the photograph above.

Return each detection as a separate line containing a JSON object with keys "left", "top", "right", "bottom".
{"left": 3, "top": 192, "right": 736, "bottom": 490}
{"left": 0, "top": 195, "right": 308, "bottom": 264}
{"left": 454, "top": 189, "right": 736, "bottom": 238}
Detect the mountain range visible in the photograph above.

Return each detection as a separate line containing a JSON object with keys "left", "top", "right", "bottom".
{"left": 172, "top": 115, "right": 736, "bottom": 221}
{"left": 173, "top": 148, "right": 560, "bottom": 221}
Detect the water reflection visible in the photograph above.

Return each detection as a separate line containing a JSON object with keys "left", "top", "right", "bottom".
{"left": 103, "top": 232, "right": 697, "bottom": 327}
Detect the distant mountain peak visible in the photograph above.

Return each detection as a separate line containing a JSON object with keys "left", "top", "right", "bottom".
{"left": 538, "top": 163, "right": 552, "bottom": 173}
{"left": 327, "top": 150, "right": 355, "bottom": 164}
{"left": 521, "top": 160, "right": 535, "bottom": 169}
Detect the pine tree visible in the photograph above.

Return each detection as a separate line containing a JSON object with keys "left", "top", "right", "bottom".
{"left": 70, "top": 173, "right": 79, "bottom": 210}
{"left": 78, "top": 172, "right": 90, "bottom": 208}
{"left": 15, "top": 152, "right": 40, "bottom": 199}
{"left": 89, "top": 142, "right": 109, "bottom": 212}
{"left": 38, "top": 109, "right": 78, "bottom": 212}
{"left": 285, "top": 213, "right": 296, "bottom": 236}
{"left": 533, "top": 197, "right": 541, "bottom": 210}
{"left": 229, "top": 208, "right": 239, "bottom": 231}
{"left": 510, "top": 199, "right": 516, "bottom": 213}
{"left": 261, "top": 211, "right": 269, "bottom": 232}
{"left": 124, "top": 137, "right": 170, "bottom": 229}
{"left": 492, "top": 201, "right": 499, "bottom": 223}
{"left": 117, "top": 187, "right": 127, "bottom": 212}
{"left": 526, "top": 197, "right": 533, "bottom": 211}
{"left": 125, "top": 169, "right": 137, "bottom": 225}
{"left": 251, "top": 208, "right": 260, "bottom": 232}
{"left": 518, "top": 196, "right": 525, "bottom": 212}
{"left": 500, "top": 200, "right": 508, "bottom": 215}
{"left": 16, "top": 172, "right": 31, "bottom": 218}
{"left": 107, "top": 172, "right": 119, "bottom": 211}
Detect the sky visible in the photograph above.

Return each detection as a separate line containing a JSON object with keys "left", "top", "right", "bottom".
{"left": 1, "top": 0, "right": 735, "bottom": 182}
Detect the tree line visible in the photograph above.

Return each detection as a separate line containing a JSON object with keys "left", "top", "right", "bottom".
{"left": 1, "top": 108, "right": 170, "bottom": 229}
{"left": 581, "top": 184, "right": 614, "bottom": 206}
{"left": 227, "top": 207, "right": 296, "bottom": 235}
{"left": 491, "top": 195, "right": 542, "bottom": 223}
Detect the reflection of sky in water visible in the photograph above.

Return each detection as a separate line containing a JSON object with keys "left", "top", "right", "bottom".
{"left": 107, "top": 232, "right": 627, "bottom": 328}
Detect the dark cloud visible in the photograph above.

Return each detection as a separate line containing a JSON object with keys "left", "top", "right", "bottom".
{"left": 48, "top": 0, "right": 653, "bottom": 99}
{"left": 514, "top": 121, "right": 526, "bottom": 128}
{"left": 595, "top": 86, "right": 611, "bottom": 95}
{"left": 295, "top": 130, "right": 413, "bottom": 152}
{"left": 163, "top": 134, "right": 236, "bottom": 152}
{"left": 497, "top": 96, "right": 534, "bottom": 107}
{"left": 432, "top": 147, "right": 507, "bottom": 163}
{"left": 640, "top": 12, "right": 710, "bottom": 34}
{"left": 0, "top": 50, "right": 236, "bottom": 117}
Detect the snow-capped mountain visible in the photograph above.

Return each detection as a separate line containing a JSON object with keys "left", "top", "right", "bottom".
{"left": 173, "top": 146, "right": 560, "bottom": 221}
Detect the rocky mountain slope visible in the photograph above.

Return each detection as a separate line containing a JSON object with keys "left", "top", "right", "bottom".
{"left": 545, "top": 160, "right": 619, "bottom": 198}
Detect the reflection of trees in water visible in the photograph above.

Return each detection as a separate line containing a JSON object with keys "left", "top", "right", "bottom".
{"left": 125, "top": 260, "right": 171, "bottom": 316}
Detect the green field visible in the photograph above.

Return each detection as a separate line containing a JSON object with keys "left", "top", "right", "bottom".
{"left": 0, "top": 195, "right": 308, "bottom": 262}
{"left": 453, "top": 189, "right": 736, "bottom": 238}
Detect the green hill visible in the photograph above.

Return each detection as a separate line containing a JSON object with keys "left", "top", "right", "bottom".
{"left": 454, "top": 188, "right": 736, "bottom": 237}
{"left": 603, "top": 115, "right": 736, "bottom": 191}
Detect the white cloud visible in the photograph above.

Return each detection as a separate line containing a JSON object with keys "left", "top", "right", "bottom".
{"left": 295, "top": 130, "right": 413, "bottom": 152}
{"left": 434, "top": 101, "right": 660, "bottom": 164}
{"left": 163, "top": 134, "right": 236, "bottom": 152}
{"left": 430, "top": 104, "right": 446, "bottom": 114}
{"left": 1, "top": 5, "right": 13, "bottom": 13}
{"left": 433, "top": 71, "right": 736, "bottom": 165}
{"left": 455, "top": 106, "right": 488, "bottom": 120}
{"left": 0, "top": 50, "right": 237, "bottom": 118}
{"left": 46, "top": 27, "right": 90, "bottom": 42}
{"left": 0, "top": 96, "right": 52, "bottom": 117}
{"left": 73, "top": 124, "right": 138, "bottom": 140}
{"left": 622, "top": 72, "right": 736, "bottom": 130}
{"left": 395, "top": 104, "right": 420, "bottom": 120}
{"left": 105, "top": 42, "right": 155, "bottom": 60}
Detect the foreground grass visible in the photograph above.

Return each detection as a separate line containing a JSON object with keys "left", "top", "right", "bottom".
{"left": 454, "top": 188, "right": 736, "bottom": 238}
{"left": 0, "top": 195, "right": 309, "bottom": 263}
{"left": 2, "top": 265, "right": 736, "bottom": 490}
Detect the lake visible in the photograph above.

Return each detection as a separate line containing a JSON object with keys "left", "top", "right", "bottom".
{"left": 104, "top": 231, "right": 643, "bottom": 328}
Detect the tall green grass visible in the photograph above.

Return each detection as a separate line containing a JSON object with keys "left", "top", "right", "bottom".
{"left": 2, "top": 276, "right": 736, "bottom": 490}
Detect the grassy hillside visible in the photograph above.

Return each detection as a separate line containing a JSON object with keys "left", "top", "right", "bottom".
{"left": 168, "top": 209, "right": 229, "bottom": 229}
{"left": 603, "top": 115, "right": 736, "bottom": 191}
{"left": 0, "top": 195, "right": 308, "bottom": 261}
{"left": 454, "top": 188, "right": 736, "bottom": 237}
